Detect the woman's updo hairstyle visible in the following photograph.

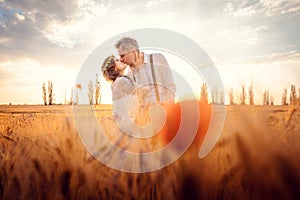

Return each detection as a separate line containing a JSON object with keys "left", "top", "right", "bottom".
{"left": 101, "top": 55, "right": 120, "bottom": 81}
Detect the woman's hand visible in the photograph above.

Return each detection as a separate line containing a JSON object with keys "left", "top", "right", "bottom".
{"left": 132, "top": 51, "right": 144, "bottom": 67}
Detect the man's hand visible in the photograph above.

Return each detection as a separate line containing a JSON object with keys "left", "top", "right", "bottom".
{"left": 132, "top": 51, "right": 144, "bottom": 67}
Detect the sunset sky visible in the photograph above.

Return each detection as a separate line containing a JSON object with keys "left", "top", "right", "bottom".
{"left": 1, "top": 0, "right": 300, "bottom": 105}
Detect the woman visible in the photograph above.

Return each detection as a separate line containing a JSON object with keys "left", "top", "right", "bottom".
{"left": 101, "top": 55, "right": 138, "bottom": 134}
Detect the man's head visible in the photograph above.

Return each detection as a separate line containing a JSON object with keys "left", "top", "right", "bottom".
{"left": 115, "top": 37, "right": 139, "bottom": 67}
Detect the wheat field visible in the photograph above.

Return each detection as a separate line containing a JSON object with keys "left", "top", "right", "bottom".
{"left": 0, "top": 104, "right": 300, "bottom": 199}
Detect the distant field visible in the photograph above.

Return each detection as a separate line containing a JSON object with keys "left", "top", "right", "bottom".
{"left": 0, "top": 104, "right": 300, "bottom": 199}
{"left": 0, "top": 104, "right": 112, "bottom": 115}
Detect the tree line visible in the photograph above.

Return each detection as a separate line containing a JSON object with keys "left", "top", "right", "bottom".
{"left": 42, "top": 75, "right": 101, "bottom": 105}
{"left": 42, "top": 80, "right": 300, "bottom": 106}
{"left": 200, "top": 83, "right": 300, "bottom": 106}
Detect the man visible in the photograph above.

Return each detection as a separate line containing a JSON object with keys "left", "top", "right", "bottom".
{"left": 115, "top": 37, "right": 176, "bottom": 106}
{"left": 114, "top": 37, "right": 176, "bottom": 130}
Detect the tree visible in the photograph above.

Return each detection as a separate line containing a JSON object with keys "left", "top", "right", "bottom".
{"left": 263, "top": 90, "right": 269, "bottom": 105}
{"left": 75, "top": 90, "right": 78, "bottom": 105}
{"left": 282, "top": 88, "right": 288, "bottom": 105}
{"left": 64, "top": 89, "right": 67, "bottom": 105}
{"left": 248, "top": 85, "right": 254, "bottom": 105}
{"left": 290, "top": 84, "right": 297, "bottom": 105}
{"left": 88, "top": 80, "right": 94, "bottom": 105}
{"left": 42, "top": 83, "right": 47, "bottom": 105}
{"left": 266, "top": 91, "right": 269, "bottom": 105}
{"left": 69, "top": 87, "right": 73, "bottom": 105}
{"left": 298, "top": 87, "right": 300, "bottom": 105}
{"left": 229, "top": 88, "right": 235, "bottom": 105}
{"left": 270, "top": 94, "right": 274, "bottom": 105}
{"left": 220, "top": 91, "right": 225, "bottom": 105}
{"left": 211, "top": 86, "right": 218, "bottom": 104}
{"left": 48, "top": 80, "right": 53, "bottom": 105}
{"left": 240, "top": 85, "right": 246, "bottom": 105}
{"left": 95, "top": 74, "right": 101, "bottom": 105}
{"left": 200, "top": 83, "right": 208, "bottom": 103}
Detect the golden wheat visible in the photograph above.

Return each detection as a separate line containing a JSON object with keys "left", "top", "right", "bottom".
{"left": 0, "top": 105, "right": 300, "bottom": 199}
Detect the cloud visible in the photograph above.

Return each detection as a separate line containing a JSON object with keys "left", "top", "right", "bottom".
{"left": 43, "top": 0, "right": 112, "bottom": 48}
{"left": 145, "top": 0, "right": 170, "bottom": 8}
{"left": 0, "top": 0, "right": 300, "bottom": 104}
{"left": 223, "top": 0, "right": 300, "bottom": 17}
{"left": 224, "top": 0, "right": 260, "bottom": 17}
{"left": 259, "top": 0, "right": 300, "bottom": 16}
{"left": 215, "top": 50, "right": 300, "bottom": 67}
{"left": 5, "top": 0, "right": 78, "bottom": 20}
{"left": 209, "top": 0, "right": 300, "bottom": 62}
{"left": 0, "top": 0, "right": 112, "bottom": 67}
{"left": 1, "top": 0, "right": 299, "bottom": 64}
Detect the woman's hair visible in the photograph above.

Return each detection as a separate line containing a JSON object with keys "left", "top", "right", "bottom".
{"left": 101, "top": 55, "right": 120, "bottom": 82}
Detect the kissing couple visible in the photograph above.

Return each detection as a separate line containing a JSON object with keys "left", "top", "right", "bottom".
{"left": 101, "top": 37, "right": 176, "bottom": 143}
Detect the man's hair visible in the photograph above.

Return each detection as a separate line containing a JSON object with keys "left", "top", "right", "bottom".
{"left": 114, "top": 37, "right": 139, "bottom": 51}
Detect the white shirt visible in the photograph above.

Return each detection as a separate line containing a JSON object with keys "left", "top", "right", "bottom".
{"left": 128, "top": 53, "right": 176, "bottom": 105}
{"left": 111, "top": 76, "right": 137, "bottom": 123}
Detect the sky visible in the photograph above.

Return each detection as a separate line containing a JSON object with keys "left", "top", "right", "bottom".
{"left": 0, "top": 0, "right": 300, "bottom": 105}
